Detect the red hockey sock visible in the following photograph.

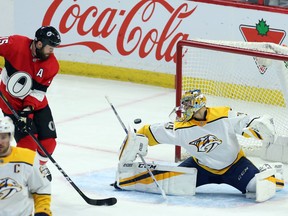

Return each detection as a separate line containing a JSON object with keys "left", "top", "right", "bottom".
{"left": 37, "top": 138, "right": 57, "bottom": 156}
{"left": 17, "top": 135, "right": 38, "bottom": 152}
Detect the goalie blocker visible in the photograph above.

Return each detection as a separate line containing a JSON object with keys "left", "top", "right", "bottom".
{"left": 116, "top": 126, "right": 197, "bottom": 195}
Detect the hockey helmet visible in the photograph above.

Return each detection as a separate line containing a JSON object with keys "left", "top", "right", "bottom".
{"left": 0, "top": 117, "right": 15, "bottom": 135}
{"left": 180, "top": 89, "right": 206, "bottom": 121}
{"left": 35, "top": 26, "right": 61, "bottom": 47}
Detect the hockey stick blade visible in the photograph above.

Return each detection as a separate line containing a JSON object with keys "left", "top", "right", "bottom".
{"left": 0, "top": 92, "right": 117, "bottom": 206}
{"left": 86, "top": 197, "right": 117, "bottom": 206}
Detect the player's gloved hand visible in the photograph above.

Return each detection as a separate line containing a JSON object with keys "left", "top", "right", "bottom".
{"left": 17, "top": 106, "right": 33, "bottom": 132}
{"left": 34, "top": 213, "right": 50, "bottom": 216}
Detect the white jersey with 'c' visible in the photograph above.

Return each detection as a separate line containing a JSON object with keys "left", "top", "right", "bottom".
{"left": 0, "top": 146, "right": 51, "bottom": 216}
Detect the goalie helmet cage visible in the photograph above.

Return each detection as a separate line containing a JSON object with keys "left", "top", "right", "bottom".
{"left": 175, "top": 39, "right": 288, "bottom": 162}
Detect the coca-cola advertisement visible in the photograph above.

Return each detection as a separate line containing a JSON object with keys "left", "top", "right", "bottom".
{"left": 2, "top": 0, "right": 287, "bottom": 74}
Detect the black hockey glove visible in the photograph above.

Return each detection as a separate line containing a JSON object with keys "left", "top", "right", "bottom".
{"left": 17, "top": 106, "right": 33, "bottom": 133}
{"left": 34, "top": 213, "right": 50, "bottom": 216}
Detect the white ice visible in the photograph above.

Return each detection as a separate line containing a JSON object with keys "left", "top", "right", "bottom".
{"left": 39, "top": 74, "right": 287, "bottom": 215}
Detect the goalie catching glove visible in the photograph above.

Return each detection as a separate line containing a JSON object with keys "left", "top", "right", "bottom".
{"left": 242, "top": 114, "right": 276, "bottom": 144}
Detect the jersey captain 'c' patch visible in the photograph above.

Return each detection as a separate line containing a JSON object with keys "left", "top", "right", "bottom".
{"left": 189, "top": 134, "right": 222, "bottom": 153}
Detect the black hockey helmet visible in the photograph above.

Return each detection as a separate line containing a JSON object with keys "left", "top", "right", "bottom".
{"left": 34, "top": 26, "right": 61, "bottom": 47}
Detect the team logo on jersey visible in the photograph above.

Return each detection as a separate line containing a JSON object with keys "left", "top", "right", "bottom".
{"left": 6, "top": 71, "right": 33, "bottom": 99}
{"left": 0, "top": 177, "right": 22, "bottom": 200}
{"left": 189, "top": 134, "right": 222, "bottom": 153}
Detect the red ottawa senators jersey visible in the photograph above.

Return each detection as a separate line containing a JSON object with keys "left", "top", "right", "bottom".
{"left": 0, "top": 35, "right": 59, "bottom": 113}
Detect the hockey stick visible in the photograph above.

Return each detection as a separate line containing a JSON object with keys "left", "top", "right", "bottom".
{"left": 0, "top": 92, "right": 117, "bottom": 206}
{"left": 105, "top": 96, "right": 167, "bottom": 199}
{"left": 105, "top": 96, "right": 128, "bottom": 134}
{"left": 137, "top": 153, "right": 167, "bottom": 200}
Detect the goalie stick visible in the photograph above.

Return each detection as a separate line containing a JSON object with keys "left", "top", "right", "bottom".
{"left": 105, "top": 96, "right": 167, "bottom": 200}
{"left": 0, "top": 92, "right": 117, "bottom": 206}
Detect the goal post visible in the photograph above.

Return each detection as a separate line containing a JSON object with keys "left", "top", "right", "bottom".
{"left": 175, "top": 39, "right": 288, "bottom": 163}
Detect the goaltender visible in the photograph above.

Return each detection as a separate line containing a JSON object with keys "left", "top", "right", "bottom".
{"left": 113, "top": 89, "right": 284, "bottom": 202}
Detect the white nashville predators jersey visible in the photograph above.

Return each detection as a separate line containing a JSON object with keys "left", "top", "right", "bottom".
{"left": 0, "top": 146, "right": 51, "bottom": 216}
{"left": 138, "top": 107, "right": 254, "bottom": 174}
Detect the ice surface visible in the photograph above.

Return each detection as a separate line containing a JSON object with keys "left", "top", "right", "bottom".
{"left": 41, "top": 75, "right": 288, "bottom": 215}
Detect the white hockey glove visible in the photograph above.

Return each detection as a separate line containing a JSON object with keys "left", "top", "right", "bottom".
{"left": 242, "top": 114, "right": 276, "bottom": 144}
{"left": 118, "top": 126, "right": 148, "bottom": 163}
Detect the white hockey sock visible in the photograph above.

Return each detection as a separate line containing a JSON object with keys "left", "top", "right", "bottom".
{"left": 37, "top": 151, "right": 48, "bottom": 165}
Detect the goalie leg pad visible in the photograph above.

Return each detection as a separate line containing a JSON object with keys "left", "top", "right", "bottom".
{"left": 243, "top": 135, "right": 288, "bottom": 164}
{"left": 255, "top": 168, "right": 276, "bottom": 202}
{"left": 246, "top": 162, "right": 284, "bottom": 202}
{"left": 118, "top": 126, "right": 148, "bottom": 163}
{"left": 265, "top": 135, "right": 288, "bottom": 163}
{"left": 116, "top": 162, "right": 197, "bottom": 195}
{"left": 259, "top": 162, "right": 285, "bottom": 191}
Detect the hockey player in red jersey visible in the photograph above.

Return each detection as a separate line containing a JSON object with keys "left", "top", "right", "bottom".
{"left": 0, "top": 26, "right": 61, "bottom": 165}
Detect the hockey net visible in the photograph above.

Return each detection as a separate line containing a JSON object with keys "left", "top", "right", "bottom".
{"left": 175, "top": 39, "right": 288, "bottom": 162}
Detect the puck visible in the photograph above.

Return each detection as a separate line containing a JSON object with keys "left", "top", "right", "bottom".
{"left": 134, "top": 118, "right": 142, "bottom": 124}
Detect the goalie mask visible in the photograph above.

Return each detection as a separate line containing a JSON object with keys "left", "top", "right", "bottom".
{"left": 179, "top": 89, "right": 207, "bottom": 122}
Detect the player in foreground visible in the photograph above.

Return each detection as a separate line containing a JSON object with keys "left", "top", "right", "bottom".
{"left": 114, "top": 89, "right": 284, "bottom": 202}
{"left": 0, "top": 26, "right": 61, "bottom": 165}
{"left": 0, "top": 117, "right": 52, "bottom": 216}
